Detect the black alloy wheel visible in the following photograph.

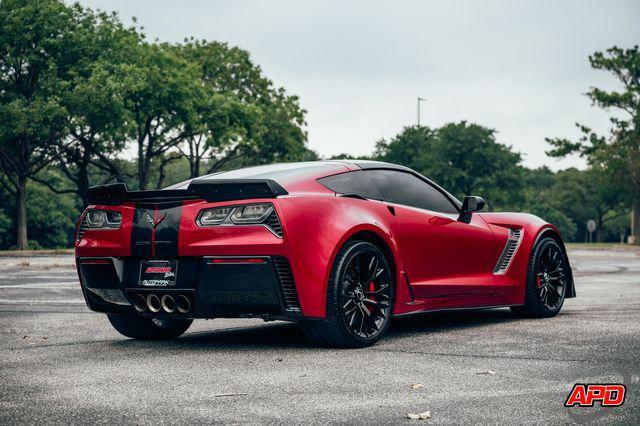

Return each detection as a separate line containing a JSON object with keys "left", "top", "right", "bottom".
{"left": 511, "top": 237, "right": 567, "bottom": 318}
{"left": 536, "top": 243, "right": 566, "bottom": 310}
{"left": 340, "top": 249, "right": 392, "bottom": 338}
{"left": 301, "top": 240, "right": 395, "bottom": 347}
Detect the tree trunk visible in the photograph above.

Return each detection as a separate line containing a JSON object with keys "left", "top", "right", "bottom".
{"left": 16, "top": 175, "right": 28, "bottom": 250}
{"left": 138, "top": 138, "right": 147, "bottom": 190}
{"left": 193, "top": 155, "right": 200, "bottom": 178}
{"left": 596, "top": 213, "right": 604, "bottom": 243}
{"left": 632, "top": 197, "right": 640, "bottom": 245}
{"left": 77, "top": 145, "right": 90, "bottom": 207}
{"left": 78, "top": 163, "right": 89, "bottom": 207}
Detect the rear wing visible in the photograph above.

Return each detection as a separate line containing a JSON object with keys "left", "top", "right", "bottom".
{"left": 87, "top": 180, "right": 288, "bottom": 206}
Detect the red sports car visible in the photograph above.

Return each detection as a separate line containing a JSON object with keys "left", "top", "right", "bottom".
{"left": 75, "top": 160, "right": 575, "bottom": 347}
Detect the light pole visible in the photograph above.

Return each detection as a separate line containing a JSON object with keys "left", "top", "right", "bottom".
{"left": 417, "top": 97, "right": 427, "bottom": 126}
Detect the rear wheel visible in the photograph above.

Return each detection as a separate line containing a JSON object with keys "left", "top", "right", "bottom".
{"left": 301, "top": 240, "right": 394, "bottom": 348}
{"left": 511, "top": 237, "right": 567, "bottom": 318}
{"left": 107, "top": 314, "right": 192, "bottom": 340}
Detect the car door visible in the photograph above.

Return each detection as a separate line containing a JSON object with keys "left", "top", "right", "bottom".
{"left": 364, "top": 170, "right": 496, "bottom": 299}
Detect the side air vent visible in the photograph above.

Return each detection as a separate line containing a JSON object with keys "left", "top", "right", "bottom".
{"left": 265, "top": 210, "right": 283, "bottom": 238}
{"left": 493, "top": 228, "right": 523, "bottom": 274}
{"left": 272, "top": 256, "right": 300, "bottom": 311}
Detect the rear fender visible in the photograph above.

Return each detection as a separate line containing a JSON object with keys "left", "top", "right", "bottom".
{"left": 279, "top": 197, "right": 401, "bottom": 318}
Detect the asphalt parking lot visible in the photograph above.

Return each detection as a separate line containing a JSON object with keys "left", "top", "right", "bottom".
{"left": 0, "top": 247, "right": 638, "bottom": 424}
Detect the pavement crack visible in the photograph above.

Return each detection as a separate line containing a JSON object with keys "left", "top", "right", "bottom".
{"left": 372, "top": 347, "right": 626, "bottom": 364}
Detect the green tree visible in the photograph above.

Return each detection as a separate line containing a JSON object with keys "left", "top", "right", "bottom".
{"left": 431, "top": 122, "right": 524, "bottom": 210}
{"left": 375, "top": 123, "right": 524, "bottom": 210}
{"left": 373, "top": 126, "right": 434, "bottom": 170}
{"left": 520, "top": 167, "right": 577, "bottom": 240}
{"left": 0, "top": 166, "right": 80, "bottom": 249}
{"left": 550, "top": 168, "right": 626, "bottom": 242}
{"left": 42, "top": 8, "right": 141, "bottom": 204}
{"left": 0, "top": 0, "right": 80, "bottom": 249}
{"left": 547, "top": 46, "right": 640, "bottom": 243}
{"left": 175, "top": 40, "right": 308, "bottom": 178}
{"left": 116, "top": 42, "right": 201, "bottom": 189}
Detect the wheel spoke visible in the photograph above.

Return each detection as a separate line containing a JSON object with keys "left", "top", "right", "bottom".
{"left": 545, "top": 287, "right": 552, "bottom": 306}
{"left": 363, "top": 298, "right": 389, "bottom": 309}
{"left": 554, "top": 283, "right": 564, "bottom": 297}
{"left": 535, "top": 244, "right": 568, "bottom": 310}
{"left": 339, "top": 249, "right": 393, "bottom": 338}
{"left": 362, "top": 256, "right": 379, "bottom": 283}
{"left": 364, "top": 283, "right": 389, "bottom": 295}
{"left": 342, "top": 299, "right": 355, "bottom": 310}
{"left": 348, "top": 309, "right": 358, "bottom": 327}
{"left": 358, "top": 254, "right": 368, "bottom": 283}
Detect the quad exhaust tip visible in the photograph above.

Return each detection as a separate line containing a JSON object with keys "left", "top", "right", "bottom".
{"left": 161, "top": 294, "right": 176, "bottom": 313}
{"left": 177, "top": 294, "right": 191, "bottom": 314}
{"left": 146, "top": 293, "right": 161, "bottom": 313}
{"left": 133, "top": 294, "right": 146, "bottom": 312}
{"left": 132, "top": 293, "right": 190, "bottom": 314}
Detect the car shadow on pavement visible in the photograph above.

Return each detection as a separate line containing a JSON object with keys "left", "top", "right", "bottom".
{"left": 387, "top": 307, "right": 519, "bottom": 340}
{"left": 109, "top": 308, "right": 522, "bottom": 351}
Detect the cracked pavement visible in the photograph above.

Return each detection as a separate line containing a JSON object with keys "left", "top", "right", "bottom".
{"left": 0, "top": 248, "right": 639, "bottom": 424}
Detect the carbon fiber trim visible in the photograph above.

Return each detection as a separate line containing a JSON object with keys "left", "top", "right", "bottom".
{"left": 493, "top": 228, "right": 523, "bottom": 274}
{"left": 272, "top": 256, "right": 301, "bottom": 311}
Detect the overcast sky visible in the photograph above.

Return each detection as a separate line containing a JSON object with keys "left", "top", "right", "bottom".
{"left": 77, "top": 0, "right": 640, "bottom": 169}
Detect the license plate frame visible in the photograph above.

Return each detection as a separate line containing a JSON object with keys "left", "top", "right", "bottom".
{"left": 139, "top": 260, "right": 178, "bottom": 287}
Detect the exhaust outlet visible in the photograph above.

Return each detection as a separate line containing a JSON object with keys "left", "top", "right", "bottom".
{"left": 146, "top": 293, "right": 161, "bottom": 313}
{"left": 161, "top": 294, "right": 176, "bottom": 313}
{"left": 176, "top": 294, "right": 191, "bottom": 314}
{"left": 132, "top": 293, "right": 146, "bottom": 312}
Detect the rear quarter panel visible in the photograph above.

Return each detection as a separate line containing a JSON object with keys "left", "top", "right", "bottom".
{"left": 278, "top": 195, "right": 405, "bottom": 318}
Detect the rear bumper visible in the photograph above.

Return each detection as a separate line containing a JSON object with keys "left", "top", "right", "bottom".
{"left": 76, "top": 256, "right": 302, "bottom": 320}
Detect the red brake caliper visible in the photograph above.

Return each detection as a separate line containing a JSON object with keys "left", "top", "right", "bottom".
{"left": 368, "top": 282, "right": 375, "bottom": 312}
{"left": 537, "top": 276, "right": 542, "bottom": 288}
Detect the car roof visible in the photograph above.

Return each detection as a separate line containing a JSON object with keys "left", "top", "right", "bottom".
{"left": 327, "top": 159, "right": 413, "bottom": 172}
{"left": 164, "top": 160, "right": 461, "bottom": 208}
{"left": 165, "top": 160, "right": 411, "bottom": 190}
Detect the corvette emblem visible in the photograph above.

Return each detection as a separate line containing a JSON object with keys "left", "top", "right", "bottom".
{"left": 145, "top": 212, "right": 167, "bottom": 229}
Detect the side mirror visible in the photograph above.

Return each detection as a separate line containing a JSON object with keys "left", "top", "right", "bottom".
{"left": 458, "top": 196, "right": 485, "bottom": 223}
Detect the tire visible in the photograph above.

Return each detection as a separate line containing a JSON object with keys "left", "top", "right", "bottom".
{"left": 301, "top": 240, "right": 395, "bottom": 348}
{"left": 511, "top": 237, "right": 567, "bottom": 318}
{"left": 107, "top": 314, "right": 192, "bottom": 340}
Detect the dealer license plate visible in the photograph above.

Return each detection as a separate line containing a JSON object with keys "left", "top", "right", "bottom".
{"left": 139, "top": 260, "right": 178, "bottom": 287}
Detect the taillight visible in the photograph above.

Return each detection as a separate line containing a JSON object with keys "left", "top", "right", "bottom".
{"left": 76, "top": 209, "right": 122, "bottom": 241}
{"left": 196, "top": 203, "right": 283, "bottom": 237}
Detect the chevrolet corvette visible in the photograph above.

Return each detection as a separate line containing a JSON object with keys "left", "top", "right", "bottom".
{"left": 75, "top": 160, "right": 575, "bottom": 347}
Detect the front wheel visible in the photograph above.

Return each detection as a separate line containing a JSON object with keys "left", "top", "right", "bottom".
{"left": 511, "top": 237, "right": 567, "bottom": 318}
{"left": 107, "top": 314, "right": 192, "bottom": 340}
{"left": 301, "top": 240, "right": 395, "bottom": 348}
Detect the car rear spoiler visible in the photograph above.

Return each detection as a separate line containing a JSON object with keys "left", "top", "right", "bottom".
{"left": 87, "top": 179, "right": 288, "bottom": 206}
